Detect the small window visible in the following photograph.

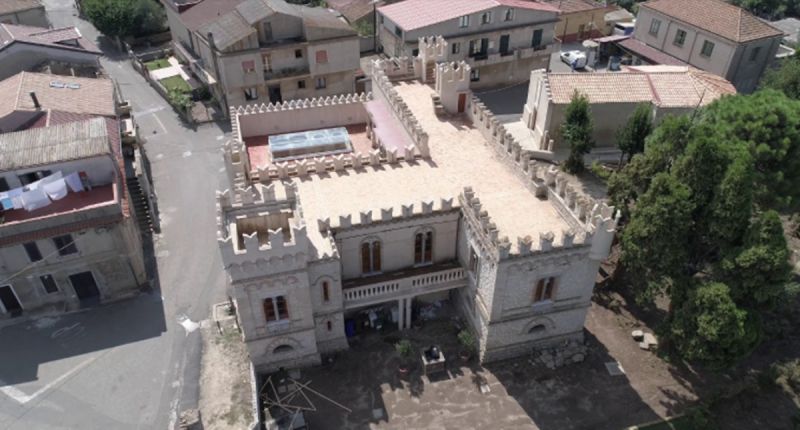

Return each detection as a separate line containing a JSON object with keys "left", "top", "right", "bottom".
{"left": 394, "top": 26, "right": 403, "bottom": 37}
{"left": 414, "top": 230, "right": 434, "bottom": 265}
{"left": 481, "top": 11, "right": 492, "bottom": 25}
{"left": 263, "top": 295, "right": 289, "bottom": 322}
{"left": 276, "top": 296, "right": 289, "bottom": 319}
{"left": 315, "top": 50, "right": 328, "bottom": 64}
{"left": 326, "top": 320, "right": 332, "bottom": 331}
{"left": 297, "top": 80, "right": 306, "bottom": 89}
{"left": 459, "top": 15, "right": 469, "bottom": 28}
{"left": 749, "top": 46, "right": 761, "bottom": 62}
{"left": 322, "top": 281, "right": 330, "bottom": 302}
{"left": 451, "top": 42, "right": 460, "bottom": 55}
{"left": 23, "top": 242, "right": 42, "bottom": 262}
{"left": 533, "top": 277, "right": 557, "bottom": 303}
{"left": 361, "top": 240, "right": 381, "bottom": 274}
{"left": 649, "top": 19, "right": 661, "bottom": 36}
{"left": 241, "top": 60, "right": 255, "bottom": 73}
{"left": 470, "top": 68, "right": 480, "bottom": 81}
{"left": 295, "top": 49, "right": 303, "bottom": 58}
{"left": 468, "top": 248, "right": 479, "bottom": 274}
{"left": 244, "top": 87, "right": 258, "bottom": 100}
{"left": 412, "top": 48, "right": 419, "bottom": 57}
{"left": 700, "top": 40, "right": 714, "bottom": 57}
{"left": 673, "top": 29, "right": 686, "bottom": 47}
{"left": 40, "top": 274, "right": 58, "bottom": 294}
{"left": 53, "top": 234, "right": 77, "bottom": 256}
{"left": 531, "top": 29, "right": 543, "bottom": 49}
{"left": 315, "top": 77, "right": 327, "bottom": 89}
{"left": 504, "top": 8, "right": 514, "bottom": 21}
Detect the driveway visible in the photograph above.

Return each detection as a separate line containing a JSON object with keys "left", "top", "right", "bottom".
{"left": 0, "top": 1, "right": 231, "bottom": 429}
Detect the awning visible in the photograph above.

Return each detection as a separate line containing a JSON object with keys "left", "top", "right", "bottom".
{"left": 593, "top": 34, "right": 630, "bottom": 44}
{"left": 617, "top": 38, "right": 688, "bottom": 66}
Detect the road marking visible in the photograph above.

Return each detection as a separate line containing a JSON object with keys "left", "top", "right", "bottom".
{"left": 0, "top": 356, "right": 97, "bottom": 405}
{"left": 177, "top": 315, "right": 200, "bottom": 334}
{"left": 216, "top": 135, "right": 225, "bottom": 141}
{"left": 134, "top": 106, "right": 166, "bottom": 117}
{"left": 153, "top": 115, "right": 168, "bottom": 135}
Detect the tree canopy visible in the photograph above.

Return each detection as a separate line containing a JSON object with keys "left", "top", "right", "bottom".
{"left": 83, "top": 0, "right": 165, "bottom": 40}
{"left": 760, "top": 54, "right": 800, "bottom": 100}
{"left": 611, "top": 90, "right": 800, "bottom": 367}
{"left": 561, "top": 91, "right": 594, "bottom": 174}
{"left": 616, "top": 103, "right": 654, "bottom": 165}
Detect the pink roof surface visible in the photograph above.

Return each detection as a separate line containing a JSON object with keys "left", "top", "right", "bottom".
{"left": 379, "top": 0, "right": 557, "bottom": 31}
{"left": 364, "top": 99, "right": 414, "bottom": 153}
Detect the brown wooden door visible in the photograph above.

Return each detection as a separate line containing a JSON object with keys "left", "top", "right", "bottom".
{"left": 457, "top": 93, "right": 467, "bottom": 113}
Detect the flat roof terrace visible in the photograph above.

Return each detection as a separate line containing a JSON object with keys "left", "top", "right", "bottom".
{"left": 294, "top": 81, "right": 571, "bottom": 254}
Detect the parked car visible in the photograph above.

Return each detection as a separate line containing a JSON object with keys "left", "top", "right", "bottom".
{"left": 560, "top": 50, "right": 587, "bottom": 69}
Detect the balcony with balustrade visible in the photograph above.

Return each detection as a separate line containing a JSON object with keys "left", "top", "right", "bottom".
{"left": 465, "top": 44, "right": 557, "bottom": 68}
{"left": 341, "top": 262, "right": 467, "bottom": 309}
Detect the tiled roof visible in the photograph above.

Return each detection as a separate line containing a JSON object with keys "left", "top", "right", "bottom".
{"left": 617, "top": 37, "right": 687, "bottom": 66}
{"left": 178, "top": 0, "right": 243, "bottom": 31}
{"left": 299, "top": 7, "right": 356, "bottom": 40}
{"left": 0, "top": 0, "right": 43, "bottom": 15}
{"left": 0, "top": 117, "right": 114, "bottom": 171}
{"left": 640, "top": 0, "right": 783, "bottom": 43}
{"left": 543, "top": 0, "right": 609, "bottom": 14}
{"left": 378, "top": 0, "right": 558, "bottom": 31}
{"left": 0, "top": 72, "right": 116, "bottom": 120}
{"left": 546, "top": 66, "right": 736, "bottom": 107}
{"left": 0, "top": 23, "right": 101, "bottom": 54}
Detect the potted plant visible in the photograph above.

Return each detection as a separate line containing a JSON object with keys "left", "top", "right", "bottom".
{"left": 395, "top": 339, "right": 414, "bottom": 375}
{"left": 457, "top": 329, "right": 476, "bottom": 362}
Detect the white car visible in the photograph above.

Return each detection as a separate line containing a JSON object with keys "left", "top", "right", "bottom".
{"left": 560, "top": 50, "right": 587, "bottom": 69}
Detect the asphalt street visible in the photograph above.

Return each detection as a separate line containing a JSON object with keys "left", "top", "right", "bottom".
{"left": 0, "top": 1, "right": 231, "bottom": 429}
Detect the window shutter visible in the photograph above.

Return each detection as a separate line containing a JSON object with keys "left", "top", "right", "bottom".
{"left": 372, "top": 242, "right": 382, "bottom": 272}
{"left": 424, "top": 231, "right": 433, "bottom": 263}
{"left": 276, "top": 296, "right": 289, "bottom": 319}
{"left": 361, "top": 242, "right": 371, "bottom": 273}
{"left": 263, "top": 298, "right": 275, "bottom": 322}
{"left": 315, "top": 50, "right": 328, "bottom": 64}
{"left": 414, "top": 233, "right": 423, "bottom": 264}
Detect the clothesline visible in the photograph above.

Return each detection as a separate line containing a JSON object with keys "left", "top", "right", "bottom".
{"left": 0, "top": 171, "right": 86, "bottom": 212}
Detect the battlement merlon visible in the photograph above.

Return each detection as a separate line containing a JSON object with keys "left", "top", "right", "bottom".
{"left": 317, "top": 196, "right": 459, "bottom": 232}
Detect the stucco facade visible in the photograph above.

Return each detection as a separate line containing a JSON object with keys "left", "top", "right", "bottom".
{"left": 632, "top": 2, "right": 783, "bottom": 93}
{"left": 217, "top": 56, "right": 618, "bottom": 373}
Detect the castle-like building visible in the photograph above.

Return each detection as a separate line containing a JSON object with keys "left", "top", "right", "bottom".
{"left": 217, "top": 41, "right": 617, "bottom": 372}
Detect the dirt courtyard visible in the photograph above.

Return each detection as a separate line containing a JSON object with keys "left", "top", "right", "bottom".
{"left": 265, "top": 301, "right": 698, "bottom": 430}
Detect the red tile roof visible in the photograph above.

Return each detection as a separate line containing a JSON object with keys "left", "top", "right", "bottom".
{"left": 543, "top": 0, "right": 609, "bottom": 14}
{"left": 618, "top": 37, "right": 687, "bottom": 66}
{"left": 0, "top": 23, "right": 101, "bottom": 54}
{"left": 640, "top": 0, "right": 783, "bottom": 43}
{"left": 378, "top": 0, "right": 557, "bottom": 31}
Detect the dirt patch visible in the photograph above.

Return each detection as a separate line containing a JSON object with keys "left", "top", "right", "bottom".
{"left": 198, "top": 326, "right": 253, "bottom": 430}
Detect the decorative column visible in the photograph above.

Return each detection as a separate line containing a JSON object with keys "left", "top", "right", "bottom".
{"left": 398, "top": 299, "right": 405, "bottom": 330}
{"left": 405, "top": 297, "right": 412, "bottom": 329}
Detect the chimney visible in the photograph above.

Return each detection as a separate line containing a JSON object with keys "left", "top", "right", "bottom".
{"left": 29, "top": 92, "right": 40, "bottom": 109}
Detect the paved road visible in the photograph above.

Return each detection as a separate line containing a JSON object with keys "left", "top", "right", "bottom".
{"left": 0, "top": 2, "right": 230, "bottom": 429}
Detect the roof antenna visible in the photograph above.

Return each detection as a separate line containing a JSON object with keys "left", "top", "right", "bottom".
{"left": 29, "top": 92, "right": 41, "bottom": 109}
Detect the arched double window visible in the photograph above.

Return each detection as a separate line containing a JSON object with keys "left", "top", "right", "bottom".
{"left": 361, "top": 239, "right": 381, "bottom": 274}
{"left": 414, "top": 229, "right": 434, "bottom": 265}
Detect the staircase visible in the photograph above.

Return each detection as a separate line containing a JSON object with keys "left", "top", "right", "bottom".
{"left": 127, "top": 177, "right": 154, "bottom": 233}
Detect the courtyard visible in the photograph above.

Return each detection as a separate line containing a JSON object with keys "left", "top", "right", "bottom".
{"left": 256, "top": 300, "right": 699, "bottom": 430}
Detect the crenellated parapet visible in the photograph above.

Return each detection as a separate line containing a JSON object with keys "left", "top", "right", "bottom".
{"left": 418, "top": 36, "right": 448, "bottom": 63}
{"left": 522, "top": 69, "right": 555, "bottom": 151}
{"left": 435, "top": 61, "right": 471, "bottom": 114}
{"left": 469, "top": 96, "right": 554, "bottom": 160}
{"left": 232, "top": 93, "right": 372, "bottom": 117}
{"left": 372, "top": 59, "right": 431, "bottom": 158}
{"left": 372, "top": 56, "right": 418, "bottom": 80}
{"left": 317, "top": 196, "right": 458, "bottom": 232}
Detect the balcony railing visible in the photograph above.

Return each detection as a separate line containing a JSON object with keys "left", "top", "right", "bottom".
{"left": 466, "top": 44, "right": 556, "bottom": 67}
{"left": 264, "top": 66, "right": 310, "bottom": 81}
{"left": 342, "top": 263, "right": 467, "bottom": 308}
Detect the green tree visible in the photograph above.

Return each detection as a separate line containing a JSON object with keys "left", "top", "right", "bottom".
{"left": 669, "top": 282, "right": 757, "bottom": 367}
{"left": 760, "top": 54, "right": 800, "bottom": 100}
{"left": 731, "top": 0, "right": 788, "bottom": 19}
{"left": 561, "top": 91, "right": 594, "bottom": 174}
{"left": 616, "top": 103, "right": 653, "bottom": 165}
{"left": 83, "top": 0, "right": 165, "bottom": 41}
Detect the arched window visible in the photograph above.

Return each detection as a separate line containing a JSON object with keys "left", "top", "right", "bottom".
{"left": 322, "top": 281, "right": 330, "bottom": 302}
{"left": 528, "top": 324, "right": 546, "bottom": 334}
{"left": 263, "top": 296, "right": 290, "bottom": 322}
{"left": 361, "top": 239, "right": 381, "bottom": 274}
{"left": 414, "top": 229, "right": 434, "bottom": 265}
{"left": 533, "top": 277, "right": 557, "bottom": 303}
{"left": 273, "top": 344, "right": 294, "bottom": 354}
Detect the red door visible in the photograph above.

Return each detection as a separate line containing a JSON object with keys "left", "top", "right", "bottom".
{"left": 457, "top": 93, "right": 467, "bottom": 113}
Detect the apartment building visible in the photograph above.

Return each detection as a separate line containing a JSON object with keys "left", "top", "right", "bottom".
{"left": 630, "top": 0, "right": 784, "bottom": 93}
{"left": 162, "top": 0, "right": 360, "bottom": 114}
{"left": 216, "top": 54, "right": 616, "bottom": 372}
{"left": 0, "top": 118, "right": 146, "bottom": 320}
{"left": 544, "top": 0, "right": 615, "bottom": 43}
{"left": 0, "top": 23, "right": 102, "bottom": 81}
{"left": 377, "top": 0, "right": 560, "bottom": 88}
{"left": 0, "top": 0, "right": 48, "bottom": 28}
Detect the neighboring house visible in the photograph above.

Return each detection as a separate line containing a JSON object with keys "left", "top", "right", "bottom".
{"left": 543, "top": 0, "right": 615, "bottom": 43}
{"left": 771, "top": 17, "right": 799, "bottom": 45}
{"left": 377, "top": 0, "right": 561, "bottom": 88}
{"left": 0, "top": 72, "right": 117, "bottom": 133}
{"left": 628, "top": 0, "right": 784, "bottom": 93}
{"left": 517, "top": 65, "right": 736, "bottom": 158}
{"left": 0, "top": 0, "right": 49, "bottom": 28}
{"left": 161, "top": 0, "right": 360, "bottom": 114}
{"left": 0, "top": 118, "right": 147, "bottom": 320}
{"left": 216, "top": 56, "right": 617, "bottom": 372}
{"left": 0, "top": 23, "right": 102, "bottom": 81}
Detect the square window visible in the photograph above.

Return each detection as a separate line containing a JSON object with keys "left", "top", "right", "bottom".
{"left": 533, "top": 277, "right": 557, "bottom": 302}
{"left": 459, "top": 15, "right": 469, "bottom": 28}
{"left": 470, "top": 68, "right": 480, "bottom": 81}
{"left": 297, "top": 80, "right": 306, "bottom": 89}
{"left": 504, "top": 8, "right": 514, "bottom": 21}
{"left": 315, "top": 50, "right": 328, "bottom": 64}
{"left": 452, "top": 42, "right": 460, "bottom": 54}
{"left": 53, "top": 234, "right": 77, "bottom": 256}
{"left": 241, "top": 60, "right": 255, "bottom": 73}
{"left": 701, "top": 40, "right": 714, "bottom": 57}
{"left": 649, "top": 19, "right": 661, "bottom": 36}
{"left": 295, "top": 49, "right": 303, "bottom": 58}
{"left": 481, "top": 12, "right": 492, "bottom": 25}
{"left": 315, "top": 77, "right": 327, "bottom": 89}
{"left": 412, "top": 48, "right": 419, "bottom": 57}
{"left": 40, "top": 274, "right": 58, "bottom": 294}
{"left": 244, "top": 87, "right": 258, "bottom": 100}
